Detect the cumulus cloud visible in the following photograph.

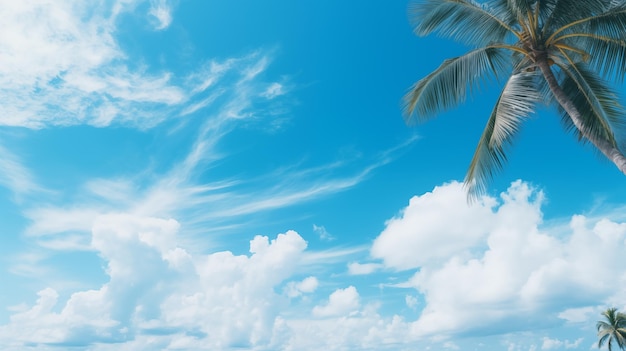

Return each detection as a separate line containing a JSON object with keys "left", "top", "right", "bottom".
{"left": 312, "top": 286, "right": 360, "bottom": 317}
{"left": 11, "top": 178, "right": 626, "bottom": 350}
{"left": 285, "top": 276, "right": 319, "bottom": 298}
{"left": 0, "top": 216, "right": 310, "bottom": 349}
{"left": 371, "top": 181, "right": 497, "bottom": 270}
{"left": 2, "top": 215, "right": 413, "bottom": 350}
{"left": 372, "top": 180, "right": 626, "bottom": 339}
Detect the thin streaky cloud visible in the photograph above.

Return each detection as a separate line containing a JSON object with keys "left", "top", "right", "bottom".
{"left": 0, "top": 144, "right": 44, "bottom": 200}
{"left": 24, "top": 207, "right": 102, "bottom": 237}
{"left": 301, "top": 246, "right": 368, "bottom": 266}
{"left": 205, "top": 137, "right": 418, "bottom": 219}
{"left": 15, "top": 52, "right": 292, "bottom": 254}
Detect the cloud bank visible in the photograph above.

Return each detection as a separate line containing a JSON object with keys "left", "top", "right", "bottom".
{"left": 372, "top": 180, "right": 626, "bottom": 339}
{"left": 5, "top": 180, "right": 626, "bottom": 350}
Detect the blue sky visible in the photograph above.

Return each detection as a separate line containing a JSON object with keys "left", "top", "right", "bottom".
{"left": 2, "top": 0, "right": 626, "bottom": 350}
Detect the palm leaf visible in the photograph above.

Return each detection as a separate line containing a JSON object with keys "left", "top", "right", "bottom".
{"left": 597, "top": 308, "right": 626, "bottom": 351}
{"left": 403, "top": 47, "right": 508, "bottom": 123}
{"left": 562, "top": 33, "right": 626, "bottom": 81}
{"left": 573, "top": 4, "right": 626, "bottom": 37}
{"left": 465, "top": 71, "right": 540, "bottom": 198}
{"left": 505, "top": 0, "right": 534, "bottom": 21}
{"left": 410, "top": 0, "right": 516, "bottom": 45}
{"left": 542, "top": 0, "right": 611, "bottom": 35}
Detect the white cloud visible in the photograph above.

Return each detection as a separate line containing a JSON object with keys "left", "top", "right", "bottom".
{"left": 11, "top": 178, "right": 626, "bottom": 350}
{"left": 313, "top": 224, "right": 335, "bottom": 241}
{"left": 0, "top": 215, "right": 312, "bottom": 349}
{"left": 542, "top": 338, "right": 564, "bottom": 350}
{"left": 0, "top": 1, "right": 195, "bottom": 129}
{"left": 0, "top": 144, "right": 43, "bottom": 199}
{"left": 405, "top": 295, "right": 419, "bottom": 309}
{"left": 444, "top": 341, "right": 460, "bottom": 350}
{"left": 149, "top": 0, "right": 173, "bottom": 30}
{"left": 558, "top": 307, "right": 597, "bottom": 323}
{"left": 312, "top": 286, "right": 360, "bottom": 318}
{"left": 298, "top": 276, "right": 319, "bottom": 293}
{"left": 25, "top": 207, "right": 101, "bottom": 237}
{"left": 262, "top": 82, "right": 285, "bottom": 99}
{"left": 279, "top": 309, "right": 413, "bottom": 351}
{"left": 371, "top": 181, "right": 498, "bottom": 270}
{"left": 370, "top": 180, "right": 626, "bottom": 339}
{"left": 10, "top": 44, "right": 403, "bottom": 283}
{"left": 541, "top": 337, "right": 583, "bottom": 350}
{"left": 347, "top": 262, "right": 382, "bottom": 275}
{"left": 284, "top": 276, "right": 319, "bottom": 298}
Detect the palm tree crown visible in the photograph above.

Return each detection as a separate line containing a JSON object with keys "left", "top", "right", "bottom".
{"left": 404, "top": 0, "right": 626, "bottom": 197}
{"left": 598, "top": 307, "right": 626, "bottom": 351}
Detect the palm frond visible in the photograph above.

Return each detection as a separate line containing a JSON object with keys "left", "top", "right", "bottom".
{"left": 465, "top": 71, "right": 540, "bottom": 198}
{"left": 597, "top": 308, "right": 626, "bottom": 351}
{"left": 403, "top": 47, "right": 509, "bottom": 123}
{"left": 553, "top": 61, "right": 623, "bottom": 146}
{"left": 548, "top": 4, "right": 626, "bottom": 45}
{"left": 490, "top": 71, "right": 541, "bottom": 146}
{"left": 542, "top": 0, "right": 612, "bottom": 36}
{"left": 559, "top": 33, "right": 626, "bottom": 81}
{"left": 506, "top": 0, "right": 534, "bottom": 18}
{"left": 599, "top": 333, "right": 610, "bottom": 348}
{"left": 535, "top": 0, "right": 558, "bottom": 25}
{"left": 575, "top": 4, "right": 626, "bottom": 37}
{"left": 410, "top": 0, "right": 517, "bottom": 45}
{"left": 600, "top": 321, "right": 613, "bottom": 331}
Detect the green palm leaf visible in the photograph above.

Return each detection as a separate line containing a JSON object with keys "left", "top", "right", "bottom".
{"left": 410, "top": 0, "right": 515, "bottom": 44}
{"left": 403, "top": 47, "right": 508, "bottom": 123}
{"left": 562, "top": 33, "right": 626, "bottom": 81}
{"left": 466, "top": 71, "right": 540, "bottom": 197}
{"left": 570, "top": 4, "right": 626, "bottom": 37}
{"left": 552, "top": 3, "right": 626, "bottom": 79}
{"left": 405, "top": 0, "right": 626, "bottom": 196}
{"left": 542, "top": 0, "right": 611, "bottom": 34}
{"left": 505, "top": 0, "right": 534, "bottom": 16}
{"left": 598, "top": 308, "right": 626, "bottom": 351}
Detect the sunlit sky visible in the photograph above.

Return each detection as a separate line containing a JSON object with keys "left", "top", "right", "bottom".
{"left": 2, "top": 1, "right": 626, "bottom": 350}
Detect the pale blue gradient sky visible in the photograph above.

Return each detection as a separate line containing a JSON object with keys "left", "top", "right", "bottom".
{"left": 1, "top": 1, "right": 626, "bottom": 350}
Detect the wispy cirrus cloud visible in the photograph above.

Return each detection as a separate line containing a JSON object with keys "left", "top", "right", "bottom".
{"left": 1, "top": 0, "right": 392, "bottom": 257}
{"left": 14, "top": 44, "right": 412, "bottom": 265}
{"left": 0, "top": 144, "right": 44, "bottom": 200}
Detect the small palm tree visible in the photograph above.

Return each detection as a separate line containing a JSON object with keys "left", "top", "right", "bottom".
{"left": 598, "top": 308, "right": 626, "bottom": 351}
{"left": 404, "top": 0, "right": 626, "bottom": 197}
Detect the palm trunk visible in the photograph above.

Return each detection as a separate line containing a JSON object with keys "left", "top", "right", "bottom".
{"left": 536, "top": 56, "right": 626, "bottom": 174}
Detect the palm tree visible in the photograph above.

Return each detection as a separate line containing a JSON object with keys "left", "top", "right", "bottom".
{"left": 598, "top": 307, "right": 626, "bottom": 351}
{"left": 404, "top": 0, "right": 626, "bottom": 197}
